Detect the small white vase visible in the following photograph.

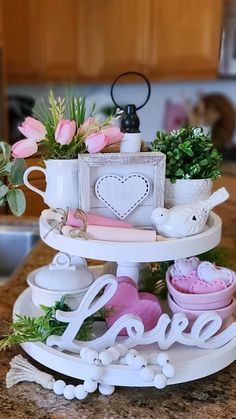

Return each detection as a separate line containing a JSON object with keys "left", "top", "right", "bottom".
{"left": 164, "top": 178, "right": 213, "bottom": 208}
{"left": 23, "top": 159, "right": 79, "bottom": 210}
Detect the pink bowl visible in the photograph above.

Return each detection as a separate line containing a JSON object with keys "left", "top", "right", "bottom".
{"left": 166, "top": 267, "right": 236, "bottom": 310}
{"left": 167, "top": 293, "right": 236, "bottom": 329}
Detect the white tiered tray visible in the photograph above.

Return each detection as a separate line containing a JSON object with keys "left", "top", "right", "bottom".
{"left": 14, "top": 287, "right": 236, "bottom": 387}
{"left": 40, "top": 212, "right": 221, "bottom": 263}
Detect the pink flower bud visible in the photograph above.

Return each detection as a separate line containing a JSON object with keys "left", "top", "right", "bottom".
{"left": 85, "top": 132, "right": 109, "bottom": 153}
{"left": 101, "top": 125, "right": 123, "bottom": 145}
{"left": 55, "top": 119, "right": 76, "bottom": 145}
{"left": 79, "top": 117, "right": 98, "bottom": 133}
{"left": 18, "top": 117, "right": 46, "bottom": 141}
{"left": 11, "top": 139, "right": 38, "bottom": 158}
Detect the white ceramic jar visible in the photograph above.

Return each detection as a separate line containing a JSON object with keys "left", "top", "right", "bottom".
{"left": 28, "top": 252, "right": 94, "bottom": 309}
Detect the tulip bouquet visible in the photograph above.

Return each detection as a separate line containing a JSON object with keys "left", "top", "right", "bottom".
{"left": 12, "top": 91, "right": 123, "bottom": 160}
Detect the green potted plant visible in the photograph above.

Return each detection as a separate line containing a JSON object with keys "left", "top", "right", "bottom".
{"left": 152, "top": 127, "right": 222, "bottom": 207}
{"left": 0, "top": 141, "right": 26, "bottom": 216}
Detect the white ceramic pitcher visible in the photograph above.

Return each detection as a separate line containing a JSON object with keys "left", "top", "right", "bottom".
{"left": 23, "top": 159, "right": 79, "bottom": 209}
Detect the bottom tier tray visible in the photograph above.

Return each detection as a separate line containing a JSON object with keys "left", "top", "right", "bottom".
{"left": 13, "top": 287, "right": 236, "bottom": 388}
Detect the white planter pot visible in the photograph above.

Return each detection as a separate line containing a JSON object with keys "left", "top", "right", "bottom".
{"left": 23, "top": 159, "right": 79, "bottom": 210}
{"left": 164, "top": 178, "right": 213, "bottom": 208}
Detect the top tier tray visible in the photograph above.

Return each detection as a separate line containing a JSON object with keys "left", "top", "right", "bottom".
{"left": 39, "top": 212, "right": 221, "bottom": 263}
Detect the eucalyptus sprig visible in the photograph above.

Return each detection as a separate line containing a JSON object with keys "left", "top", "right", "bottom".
{"left": 0, "top": 296, "right": 110, "bottom": 351}
{"left": 152, "top": 127, "right": 222, "bottom": 183}
{"left": 0, "top": 141, "right": 26, "bottom": 216}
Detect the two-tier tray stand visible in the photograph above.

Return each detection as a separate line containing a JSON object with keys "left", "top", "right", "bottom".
{"left": 13, "top": 212, "right": 236, "bottom": 390}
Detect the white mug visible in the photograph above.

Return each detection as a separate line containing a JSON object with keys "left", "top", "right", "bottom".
{"left": 23, "top": 159, "right": 79, "bottom": 210}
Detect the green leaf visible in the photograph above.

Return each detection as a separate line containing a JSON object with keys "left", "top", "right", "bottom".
{"left": 9, "top": 159, "right": 27, "bottom": 185}
{"left": 0, "top": 181, "right": 9, "bottom": 199}
{"left": 175, "top": 168, "right": 184, "bottom": 177}
{"left": 0, "top": 141, "right": 11, "bottom": 160}
{"left": 6, "top": 189, "right": 26, "bottom": 216}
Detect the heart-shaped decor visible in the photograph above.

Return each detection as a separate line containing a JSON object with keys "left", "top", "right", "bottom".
{"left": 105, "top": 276, "right": 162, "bottom": 335}
{"left": 197, "top": 262, "right": 235, "bottom": 285}
{"left": 95, "top": 173, "right": 150, "bottom": 220}
{"left": 172, "top": 257, "right": 200, "bottom": 277}
{"left": 171, "top": 273, "right": 227, "bottom": 294}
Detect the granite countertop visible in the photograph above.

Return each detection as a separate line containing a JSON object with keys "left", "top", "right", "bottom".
{"left": 0, "top": 203, "right": 236, "bottom": 419}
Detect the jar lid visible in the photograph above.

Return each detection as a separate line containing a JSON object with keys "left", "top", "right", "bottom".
{"left": 35, "top": 252, "right": 94, "bottom": 291}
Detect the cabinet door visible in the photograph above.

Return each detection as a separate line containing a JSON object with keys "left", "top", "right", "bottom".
{"left": 32, "top": 0, "right": 77, "bottom": 81}
{"left": 150, "top": 0, "right": 223, "bottom": 80}
{"left": 2, "top": 0, "right": 36, "bottom": 82}
{"left": 76, "top": 0, "right": 152, "bottom": 80}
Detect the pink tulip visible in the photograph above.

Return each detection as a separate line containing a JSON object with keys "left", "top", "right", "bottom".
{"left": 101, "top": 125, "right": 123, "bottom": 145}
{"left": 79, "top": 117, "right": 98, "bottom": 133}
{"left": 85, "top": 132, "right": 109, "bottom": 153}
{"left": 55, "top": 119, "right": 76, "bottom": 145}
{"left": 12, "top": 139, "right": 38, "bottom": 158}
{"left": 18, "top": 117, "right": 46, "bottom": 141}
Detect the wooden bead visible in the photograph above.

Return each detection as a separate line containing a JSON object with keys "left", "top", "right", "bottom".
{"left": 83, "top": 379, "right": 98, "bottom": 393}
{"left": 53, "top": 379, "right": 66, "bottom": 395}
{"left": 99, "top": 350, "right": 113, "bottom": 366}
{"left": 108, "top": 346, "right": 120, "bottom": 361}
{"left": 140, "top": 366, "right": 155, "bottom": 382}
{"left": 115, "top": 343, "right": 128, "bottom": 357}
{"left": 63, "top": 384, "right": 75, "bottom": 400}
{"left": 87, "top": 365, "right": 104, "bottom": 380}
{"left": 163, "top": 362, "right": 175, "bottom": 378}
{"left": 133, "top": 355, "right": 147, "bottom": 369}
{"left": 99, "top": 384, "right": 115, "bottom": 395}
{"left": 156, "top": 352, "right": 169, "bottom": 367}
{"left": 74, "top": 384, "right": 88, "bottom": 400}
{"left": 154, "top": 373, "right": 167, "bottom": 389}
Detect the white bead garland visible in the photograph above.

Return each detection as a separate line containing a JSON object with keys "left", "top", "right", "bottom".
{"left": 18, "top": 344, "right": 175, "bottom": 401}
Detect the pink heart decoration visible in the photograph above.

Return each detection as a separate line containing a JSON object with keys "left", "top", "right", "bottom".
{"left": 197, "top": 262, "right": 235, "bottom": 285}
{"left": 190, "top": 279, "right": 227, "bottom": 294}
{"left": 171, "top": 270, "right": 227, "bottom": 294}
{"left": 105, "top": 277, "right": 162, "bottom": 336}
{"left": 171, "top": 270, "right": 199, "bottom": 293}
{"left": 173, "top": 257, "right": 200, "bottom": 277}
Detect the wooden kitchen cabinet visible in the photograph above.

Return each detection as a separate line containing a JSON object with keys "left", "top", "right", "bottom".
{"left": 2, "top": 0, "right": 224, "bottom": 83}
{"left": 2, "top": 0, "right": 37, "bottom": 82}
{"left": 149, "top": 0, "right": 223, "bottom": 80}
{"left": 76, "top": 0, "right": 152, "bottom": 80}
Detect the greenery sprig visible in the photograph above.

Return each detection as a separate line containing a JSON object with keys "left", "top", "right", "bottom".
{"left": 0, "top": 141, "right": 26, "bottom": 216}
{"left": 0, "top": 296, "right": 109, "bottom": 350}
{"left": 152, "top": 127, "right": 222, "bottom": 183}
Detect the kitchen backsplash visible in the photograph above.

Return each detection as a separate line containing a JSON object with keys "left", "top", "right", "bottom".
{"left": 8, "top": 79, "right": 236, "bottom": 144}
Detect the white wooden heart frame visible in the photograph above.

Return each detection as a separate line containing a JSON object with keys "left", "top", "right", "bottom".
{"left": 77, "top": 152, "right": 166, "bottom": 227}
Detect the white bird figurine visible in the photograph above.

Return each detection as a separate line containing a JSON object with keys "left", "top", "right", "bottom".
{"left": 151, "top": 187, "right": 229, "bottom": 239}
